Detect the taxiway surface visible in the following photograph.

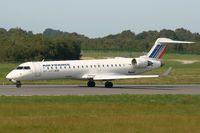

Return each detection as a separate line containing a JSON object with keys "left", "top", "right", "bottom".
{"left": 0, "top": 85, "right": 200, "bottom": 96}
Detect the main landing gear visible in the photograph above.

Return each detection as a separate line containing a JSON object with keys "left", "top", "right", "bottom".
{"left": 16, "top": 81, "right": 22, "bottom": 88}
{"left": 105, "top": 81, "right": 113, "bottom": 88}
{"left": 87, "top": 80, "right": 113, "bottom": 88}
{"left": 87, "top": 80, "right": 96, "bottom": 87}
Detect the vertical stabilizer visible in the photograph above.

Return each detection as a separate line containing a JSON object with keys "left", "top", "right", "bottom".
{"left": 147, "top": 38, "right": 194, "bottom": 59}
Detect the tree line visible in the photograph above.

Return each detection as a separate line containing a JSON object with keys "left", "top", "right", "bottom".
{"left": 0, "top": 28, "right": 81, "bottom": 62}
{"left": 81, "top": 28, "right": 200, "bottom": 54}
{"left": 0, "top": 27, "right": 200, "bottom": 62}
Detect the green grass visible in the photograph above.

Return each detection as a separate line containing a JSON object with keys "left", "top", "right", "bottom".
{"left": 82, "top": 49, "right": 200, "bottom": 59}
{"left": 81, "top": 50, "right": 142, "bottom": 59}
{"left": 116, "top": 61, "right": 200, "bottom": 84}
{"left": 0, "top": 95, "right": 199, "bottom": 133}
{"left": 1, "top": 51, "right": 200, "bottom": 85}
{"left": 0, "top": 63, "right": 18, "bottom": 85}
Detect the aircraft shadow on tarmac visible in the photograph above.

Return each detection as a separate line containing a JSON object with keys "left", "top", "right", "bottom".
{"left": 79, "top": 85, "right": 177, "bottom": 90}
{"left": 3, "top": 85, "right": 178, "bottom": 91}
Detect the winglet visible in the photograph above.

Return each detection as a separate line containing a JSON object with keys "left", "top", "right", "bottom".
{"left": 160, "top": 67, "right": 172, "bottom": 77}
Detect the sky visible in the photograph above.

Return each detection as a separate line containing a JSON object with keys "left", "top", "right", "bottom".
{"left": 0, "top": 0, "right": 199, "bottom": 37}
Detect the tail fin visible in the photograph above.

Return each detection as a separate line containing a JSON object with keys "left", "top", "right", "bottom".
{"left": 147, "top": 38, "right": 194, "bottom": 59}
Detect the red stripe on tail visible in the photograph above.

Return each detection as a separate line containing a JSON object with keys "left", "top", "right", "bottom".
{"left": 159, "top": 47, "right": 167, "bottom": 59}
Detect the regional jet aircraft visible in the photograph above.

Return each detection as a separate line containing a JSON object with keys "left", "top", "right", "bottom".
{"left": 6, "top": 38, "right": 193, "bottom": 88}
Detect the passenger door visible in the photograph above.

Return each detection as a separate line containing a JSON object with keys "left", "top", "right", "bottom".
{"left": 32, "top": 62, "right": 42, "bottom": 77}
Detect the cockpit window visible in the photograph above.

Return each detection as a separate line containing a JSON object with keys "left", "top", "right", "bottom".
{"left": 24, "top": 66, "right": 31, "bottom": 70}
{"left": 16, "top": 66, "right": 23, "bottom": 70}
{"left": 16, "top": 66, "right": 31, "bottom": 70}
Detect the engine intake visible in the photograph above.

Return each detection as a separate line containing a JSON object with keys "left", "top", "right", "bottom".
{"left": 132, "top": 58, "right": 153, "bottom": 68}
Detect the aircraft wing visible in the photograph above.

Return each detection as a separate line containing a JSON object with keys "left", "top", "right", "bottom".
{"left": 82, "top": 74, "right": 159, "bottom": 81}
{"left": 82, "top": 67, "right": 171, "bottom": 81}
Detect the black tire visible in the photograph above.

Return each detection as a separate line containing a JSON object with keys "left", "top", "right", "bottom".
{"left": 105, "top": 81, "right": 113, "bottom": 88}
{"left": 16, "top": 81, "right": 21, "bottom": 88}
{"left": 87, "top": 81, "right": 96, "bottom": 87}
{"left": 91, "top": 81, "right": 95, "bottom": 87}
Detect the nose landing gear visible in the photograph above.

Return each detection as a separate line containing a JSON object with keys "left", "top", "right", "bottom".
{"left": 8, "top": 79, "right": 22, "bottom": 88}
{"left": 16, "top": 81, "right": 22, "bottom": 88}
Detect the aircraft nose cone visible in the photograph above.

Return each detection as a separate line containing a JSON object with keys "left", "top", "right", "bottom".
{"left": 6, "top": 71, "right": 17, "bottom": 80}
{"left": 6, "top": 72, "right": 12, "bottom": 79}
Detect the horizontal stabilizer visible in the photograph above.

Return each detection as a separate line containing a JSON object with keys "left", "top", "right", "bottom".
{"left": 160, "top": 67, "right": 172, "bottom": 77}
{"left": 157, "top": 38, "right": 194, "bottom": 44}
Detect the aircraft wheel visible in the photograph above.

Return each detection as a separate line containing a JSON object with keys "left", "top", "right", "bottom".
{"left": 16, "top": 81, "right": 21, "bottom": 88}
{"left": 105, "top": 81, "right": 113, "bottom": 88}
{"left": 87, "top": 81, "right": 95, "bottom": 87}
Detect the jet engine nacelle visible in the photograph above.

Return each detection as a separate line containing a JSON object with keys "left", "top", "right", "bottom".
{"left": 132, "top": 58, "right": 150, "bottom": 68}
{"left": 132, "top": 57, "right": 162, "bottom": 69}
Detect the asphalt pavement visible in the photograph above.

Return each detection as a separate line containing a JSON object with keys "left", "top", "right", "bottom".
{"left": 0, "top": 85, "right": 200, "bottom": 96}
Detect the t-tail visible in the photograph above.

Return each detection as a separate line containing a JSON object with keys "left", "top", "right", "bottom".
{"left": 147, "top": 38, "right": 194, "bottom": 59}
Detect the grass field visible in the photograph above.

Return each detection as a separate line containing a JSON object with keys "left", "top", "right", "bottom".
{"left": 82, "top": 49, "right": 200, "bottom": 60}
{"left": 0, "top": 51, "right": 200, "bottom": 133}
{"left": 0, "top": 50, "right": 200, "bottom": 85}
{"left": 0, "top": 95, "right": 199, "bottom": 133}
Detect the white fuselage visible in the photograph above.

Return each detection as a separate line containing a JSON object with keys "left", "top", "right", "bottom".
{"left": 6, "top": 57, "right": 161, "bottom": 82}
{"left": 6, "top": 38, "right": 193, "bottom": 88}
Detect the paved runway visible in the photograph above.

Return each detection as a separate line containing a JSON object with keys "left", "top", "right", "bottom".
{"left": 0, "top": 85, "right": 200, "bottom": 96}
